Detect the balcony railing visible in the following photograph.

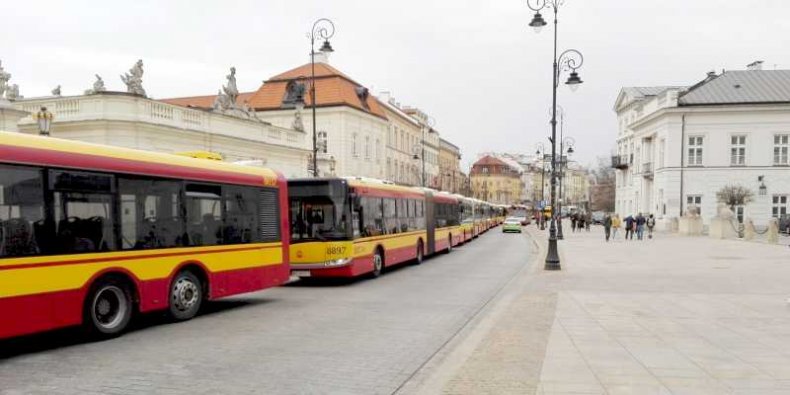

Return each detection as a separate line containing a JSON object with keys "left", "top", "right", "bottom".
{"left": 611, "top": 155, "right": 630, "bottom": 169}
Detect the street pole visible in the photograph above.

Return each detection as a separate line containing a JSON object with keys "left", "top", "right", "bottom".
{"left": 557, "top": 110, "right": 564, "bottom": 240}
{"left": 422, "top": 125, "right": 426, "bottom": 187}
{"left": 535, "top": 143, "right": 546, "bottom": 231}
{"left": 527, "top": 0, "right": 584, "bottom": 270}
{"left": 309, "top": 18, "right": 335, "bottom": 177}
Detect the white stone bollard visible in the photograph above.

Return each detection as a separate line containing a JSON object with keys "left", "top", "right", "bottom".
{"left": 768, "top": 219, "right": 779, "bottom": 244}
{"left": 744, "top": 218, "right": 755, "bottom": 241}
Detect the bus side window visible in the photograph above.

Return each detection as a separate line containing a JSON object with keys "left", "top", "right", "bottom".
{"left": 50, "top": 170, "right": 116, "bottom": 254}
{"left": 384, "top": 198, "right": 398, "bottom": 234}
{"left": 0, "top": 165, "right": 46, "bottom": 258}
{"left": 398, "top": 199, "right": 408, "bottom": 233}
{"left": 119, "top": 178, "right": 184, "bottom": 250}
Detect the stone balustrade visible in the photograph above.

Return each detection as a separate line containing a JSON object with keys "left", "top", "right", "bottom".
{"left": 13, "top": 92, "right": 306, "bottom": 151}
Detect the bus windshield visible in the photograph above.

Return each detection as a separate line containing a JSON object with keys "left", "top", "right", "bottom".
{"left": 289, "top": 180, "right": 352, "bottom": 242}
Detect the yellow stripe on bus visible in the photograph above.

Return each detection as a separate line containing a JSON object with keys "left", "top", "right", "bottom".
{"left": 0, "top": 243, "right": 283, "bottom": 298}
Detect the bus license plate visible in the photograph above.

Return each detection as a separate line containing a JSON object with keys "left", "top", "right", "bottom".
{"left": 293, "top": 270, "right": 311, "bottom": 277}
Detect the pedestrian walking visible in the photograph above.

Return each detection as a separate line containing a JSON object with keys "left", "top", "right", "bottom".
{"left": 571, "top": 213, "right": 577, "bottom": 232}
{"left": 647, "top": 214, "right": 656, "bottom": 239}
{"left": 611, "top": 214, "right": 621, "bottom": 240}
{"left": 636, "top": 212, "right": 646, "bottom": 240}
{"left": 624, "top": 214, "right": 635, "bottom": 240}
{"left": 577, "top": 213, "right": 585, "bottom": 231}
{"left": 603, "top": 213, "right": 612, "bottom": 243}
{"left": 585, "top": 212, "right": 592, "bottom": 232}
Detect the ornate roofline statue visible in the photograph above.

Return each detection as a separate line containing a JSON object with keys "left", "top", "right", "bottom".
{"left": 120, "top": 59, "right": 146, "bottom": 97}
{"left": 0, "top": 60, "right": 11, "bottom": 100}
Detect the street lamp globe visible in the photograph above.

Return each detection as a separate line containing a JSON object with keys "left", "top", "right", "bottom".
{"left": 529, "top": 12, "right": 547, "bottom": 34}
{"left": 320, "top": 39, "right": 334, "bottom": 53}
{"left": 566, "top": 71, "right": 583, "bottom": 91}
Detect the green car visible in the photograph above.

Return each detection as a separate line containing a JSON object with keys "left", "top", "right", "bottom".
{"left": 502, "top": 217, "right": 522, "bottom": 233}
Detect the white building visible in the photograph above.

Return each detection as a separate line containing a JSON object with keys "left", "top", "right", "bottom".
{"left": 613, "top": 63, "right": 790, "bottom": 227}
{"left": 11, "top": 92, "right": 310, "bottom": 177}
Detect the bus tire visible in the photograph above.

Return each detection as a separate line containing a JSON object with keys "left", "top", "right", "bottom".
{"left": 168, "top": 271, "right": 203, "bottom": 321}
{"left": 446, "top": 235, "right": 453, "bottom": 254}
{"left": 84, "top": 277, "right": 133, "bottom": 338}
{"left": 370, "top": 248, "right": 384, "bottom": 278}
{"left": 415, "top": 240, "right": 424, "bottom": 264}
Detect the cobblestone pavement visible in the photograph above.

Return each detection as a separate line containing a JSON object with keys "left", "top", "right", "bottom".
{"left": 0, "top": 228, "right": 532, "bottom": 395}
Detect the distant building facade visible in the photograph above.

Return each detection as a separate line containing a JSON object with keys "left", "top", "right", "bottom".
{"left": 438, "top": 138, "right": 464, "bottom": 194}
{"left": 470, "top": 155, "right": 523, "bottom": 205}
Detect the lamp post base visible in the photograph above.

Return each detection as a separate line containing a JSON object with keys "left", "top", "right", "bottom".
{"left": 544, "top": 237, "right": 561, "bottom": 270}
{"left": 557, "top": 218, "right": 564, "bottom": 240}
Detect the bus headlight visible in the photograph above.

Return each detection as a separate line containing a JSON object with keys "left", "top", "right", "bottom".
{"left": 323, "top": 258, "right": 352, "bottom": 267}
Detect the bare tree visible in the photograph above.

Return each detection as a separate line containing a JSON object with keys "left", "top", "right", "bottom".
{"left": 715, "top": 184, "right": 754, "bottom": 211}
{"left": 589, "top": 156, "right": 615, "bottom": 212}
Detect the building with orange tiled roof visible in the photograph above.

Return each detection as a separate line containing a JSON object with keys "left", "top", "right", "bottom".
{"left": 160, "top": 55, "right": 465, "bottom": 187}
{"left": 161, "top": 55, "right": 390, "bottom": 179}
{"left": 470, "top": 155, "right": 524, "bottom": 205}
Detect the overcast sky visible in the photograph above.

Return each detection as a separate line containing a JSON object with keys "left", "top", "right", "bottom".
{"left": 5, "top": 0, "right": 790, "bottom": 169}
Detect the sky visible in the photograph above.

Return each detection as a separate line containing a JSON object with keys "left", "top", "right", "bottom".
{"left": 5, "top": 0, "right": 790, "bottom": 170}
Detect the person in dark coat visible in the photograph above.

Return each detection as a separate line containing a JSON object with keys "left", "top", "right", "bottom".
{"left": 571, "top": 213, "right": 577, "bottom": 232}
{"left": 635, "top": 213, "right": 646, "bottom": 240}
{"left": 624, "top": 214, "right": 635, "bottom": 240}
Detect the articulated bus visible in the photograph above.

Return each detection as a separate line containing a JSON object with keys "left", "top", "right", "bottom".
{"left": 0, "top": 133, "right": 290, "bottom": 339}
{"left": 287, "top": 177, "right": 463, "bottom": 278}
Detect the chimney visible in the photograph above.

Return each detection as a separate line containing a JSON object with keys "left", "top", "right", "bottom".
{"left": 311, "top": 51, "right": 329, "bottom": 64}
{"left": 747, "top": 60, "right": 764, "bottom": 71}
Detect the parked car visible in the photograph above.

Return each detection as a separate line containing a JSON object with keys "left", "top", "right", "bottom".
{"left": 591, "top": 211, "right": 605, "bottom": 225}
{"left": 502, "top": 217, "right": 523, "bottom": 233}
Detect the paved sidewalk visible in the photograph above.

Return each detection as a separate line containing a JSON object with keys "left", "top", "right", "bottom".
{"left": 404, "top": 223, "right": 790, "bottom": 395}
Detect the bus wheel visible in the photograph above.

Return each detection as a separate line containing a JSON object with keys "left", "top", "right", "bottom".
{"left": 169, "top": 271, "right": 203, "bottom": 321}
{"left": 371, "top": 249, "right": 384, "bottom": 278}
{"left": 446, "top": 235, "right": 453, "bottom": 254}
{"left": 415, "top": 241, "right": 424, "bottom": 264}
{"left": 85, "top": 278, "right": 133, "bottom": 337}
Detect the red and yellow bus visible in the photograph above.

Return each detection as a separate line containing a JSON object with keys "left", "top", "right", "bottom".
{"left": 0, "top": 133, "right": 290, "bottom": 339}
{"left": 287, "top": 178, "right": 463, "bottom": 278}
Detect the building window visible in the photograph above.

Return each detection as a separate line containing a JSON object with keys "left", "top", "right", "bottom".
{"left": 734, "top": 205, "right": 744, "bottom": 224}
{"left": 352, "top": 133, "right": 359, "bottom": 157}
{"left": 364, "top": 136, "right": 371, "bottom": 160}
{"left": 317, "top": 131, "right": 328, "bottom": 154}
{"left": 687, "top": 195, "right": 702, "bottom": 209}
{"left": 730, "top": 135, "right": 746, "bottom": 166}
{"left": 375, "top": 138, "right": 380, "bottom": 161}
{"left": 774, "top": 134, "right": 789, "bottom": 165}
{"left": 688, "top": 136, "right": 703, "bottom": 166}
{"left": 772, "top": 195, "right": 788, "bottom": 218}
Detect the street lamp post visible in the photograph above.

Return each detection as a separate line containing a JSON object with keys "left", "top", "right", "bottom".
{"left": 558, "top": 136, "right": 575, "bottom": 239}
{"left": 413, "top": 117, "right": 434, "bottom": 187}
{"left": 535, "top": 142, "right": 546, "bottom": 230}
{"left": 309, "top": 18, "right": 335, "bottom": 177}
{"left": 528, "top": 0, "right": 585, "bottom": 270}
